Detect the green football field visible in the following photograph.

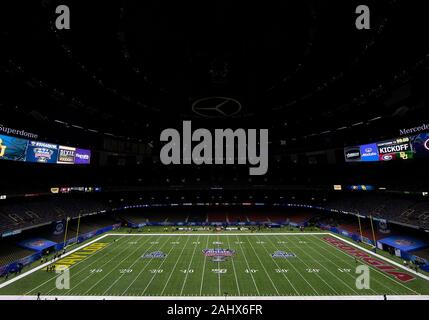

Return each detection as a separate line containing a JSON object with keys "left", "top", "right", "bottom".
{"left": 1, "top": 232, "right": 428, "bottom": 299}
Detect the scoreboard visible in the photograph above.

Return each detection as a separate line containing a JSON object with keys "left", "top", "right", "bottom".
{"left": 345, "top": 132, "right": 429, "bottom": 162}
{"left": 0, "top": 133, "right": 91, "bottom": 165}
{"left": 376, "top": 137, "right": 413, "bottom": 161}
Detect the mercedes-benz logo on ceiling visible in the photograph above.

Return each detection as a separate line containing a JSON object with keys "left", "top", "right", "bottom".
{"left": 191, "top": 97, "right": 242, "bottom": 118}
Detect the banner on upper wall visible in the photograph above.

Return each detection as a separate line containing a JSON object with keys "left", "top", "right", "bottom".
{"left": 26, "top": 140, "right": 59, "bottom": 163}
{"left": 0, "top": 132, "right": 91, "bottom": 165}
{"left": 52, "top": 220, "right": 66, "bottom": 235}
{"left": 57, "top": 146, "right": 76, "bottom": 164}
{"left": 345, "top": 131, "right": 429, "bottom": 162}
{"left": 378, "top": 219, "right": 391, "bottom": 234}
{"left": 377, "top": 136, "right": 413, "bottom": 161}
{"left": 0, "top": 134, "right": 28, "bottom": 162}
{"left": 75, "top": 148, "right": 91, "bottom": 164}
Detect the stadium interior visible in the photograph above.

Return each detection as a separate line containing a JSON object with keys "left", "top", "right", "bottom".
{"left": 0, "top": 0, "right": 428, "bottom": 301}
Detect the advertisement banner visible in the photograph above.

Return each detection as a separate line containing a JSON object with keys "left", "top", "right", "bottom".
{"left": 359, "top": 143, "right": 379, "bottom": 161}
{"left": 378, "top": 219, "right": 391, "bottom": 234}
{"left": 344, "top": 147, "right": 361, "bottom": 162}
{"left": 26, "top": 140, "right": 59, "bottom": 163}
{"left": 74, "top": 148, "right": 91, "bottom": 164}
{"left": 377, "top": 137, "right": 413, "bottom": 161}
{"left": 0, "top": 134, "right": 28, "bottom": 162}
{"left": 57, "top": 146, "right": 76, "bottom": 164}
{"left": 344, "top": 133, "right": 429, "bottom": 162}
{"left": 52, "top": 220, "right": 66, "bottom": 236}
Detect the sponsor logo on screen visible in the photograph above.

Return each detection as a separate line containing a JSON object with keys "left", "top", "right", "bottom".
{"left": 344, "top": 147, "right": 361, "bottom": 161}
{"left": 33, "top": 148, "right": 54, "bottom": 162}
{"left": 57, "top": 146, "right": 76, "bottom": 164}
{"left": 74, "top": 148, "right": 91, "bottom": 164}
{"left": 359, "top": 143, "right": 379, "bottom": 161}
{"left": 26, "top": 141, "right": 59, "bottom": 163}
{"left": 377, "top": 137, "right": 411, "bottom": 155}
{"left": 380, "top": 153, "right": 394, "bottom": 161}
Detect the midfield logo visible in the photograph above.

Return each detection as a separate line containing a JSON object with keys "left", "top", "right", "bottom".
{"left": 271, "top": 251, "right": 297, "bottom": 258}
{"left": 203, "top": 248, "right": 235, "bottom": 257}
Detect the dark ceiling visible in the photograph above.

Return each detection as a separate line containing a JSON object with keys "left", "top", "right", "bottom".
{"left": 0, "top": 0, "right": 428, "bottom": 144}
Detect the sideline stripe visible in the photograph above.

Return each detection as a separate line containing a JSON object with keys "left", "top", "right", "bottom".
{"left": 0, "top": 234, "right": 110, "bottom": 289}
{"left": 109, "top": 233, "right": 328, "bottom": 236}
{"left": 1, "top": 232, "right": 428, "bottom": 298}
{"left": 1, "top": 295, "right": 428, "bottom": 300}
{"left": 328, "top": 234, "right": 429, "bottom": 282}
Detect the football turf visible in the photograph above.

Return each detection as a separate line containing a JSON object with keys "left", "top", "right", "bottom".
{"left": 1, "top": 233, "right": 428, "bottom": 299}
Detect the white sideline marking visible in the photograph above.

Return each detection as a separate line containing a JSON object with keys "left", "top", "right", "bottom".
{"left": 1, "top": 232, "right": 428, "bottom": 299}
{"left": 0, "top": 295, "right": 428, "bottom": 300}
{"left": 0, "top": 233, "right": 110, "bottom": 289}
{"left": 110, "top": 233, "right": 326, "bottom": 236}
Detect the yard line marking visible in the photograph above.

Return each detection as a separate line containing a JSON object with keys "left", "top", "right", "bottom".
{"left": 286, "top": 236, "right": 360, "bottom": 295}
{"left": 4, "top": 232, "right": 428, "bottom": 298}
{"left": 217, "top": 234, "right": 221, "bottom": 296}
{"left": 141, "top": 242, "right": 178, "bottom": 296}
{"left": 63, "top": 235, "right": 144, "bottom": 295}
{"left": 226, "top": 235, "right": 241, "bottom": 296}
{"left": 81, "top": 235, "right": 155, "bottom": 295}
{"left": 317, "top": 235, "right": 421, "bottom": 295}
{"left": 263, "top": 235, "right": 319, "bottom": 295}
{"left": 306, "top": 235, "right": 396, "bottom": 295}
{"left": 271, "top": 234, "right": 339, "bottom": 295}
{"left": 161, "top": 236, "right": 192, "bottom": 295}
{"left": 43, "top": 235, "right": 132, "bottom": 296}
{"left": 102, "top": 235, "right": 166, "bottom": 295}
{"left": 28, "top": 235, "right": 124, "bottom": 295}
{"left": 247, "top": 236, "right": 281, "bottom": 295}
{"left": 236, "top": 235, "right": 260, "bottom": 295}
{"left": 329, "top": 234, "right": 429, "bottom": 282}
{"left": 255, "top": 235, "right": 299, "bottom": 295}
{"left": 199, "top": 236, "right": 211, "bottom": 296}
{"left": 121, "top": 236, "right": 173, "bottom": 296}
{"left": 0, "top": 233, "right": 111, "bottom": 291}
{"left": 179, "top": 235, "right": 201, "bottom": 296}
